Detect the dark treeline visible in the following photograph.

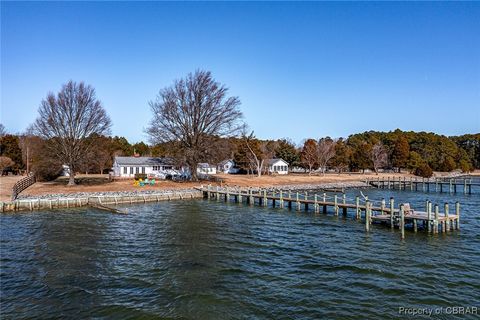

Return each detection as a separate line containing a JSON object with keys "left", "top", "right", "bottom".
{"left": 1, "top": 126, "right": 478, "bottom": 180}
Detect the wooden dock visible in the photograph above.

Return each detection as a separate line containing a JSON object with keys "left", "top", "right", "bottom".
{"left": 366, "top": 177, "right": 478, "bottom": 194}
{"left": 198, "top": 186, "right": 461, "bottom": 239}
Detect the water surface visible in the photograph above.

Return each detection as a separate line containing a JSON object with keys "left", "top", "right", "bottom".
{"left": 1, "top": 188, "right": 479, "bottom": 319}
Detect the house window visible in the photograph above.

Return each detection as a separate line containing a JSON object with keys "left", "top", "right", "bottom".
{"left": 142, "top": 167, "right": 145, "bottom": 174}
{"left": 136, "top": 167, "right": 139, "bottom": 174}
{"left": 130, "top": 167, "right": 133, "bottom": 174}
{"left": 123, "top": 167, "right": 127, "bottom": 174}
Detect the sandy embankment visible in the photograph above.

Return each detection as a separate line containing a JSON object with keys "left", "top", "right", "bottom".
{"left": 2, "top": 170, "right": 477, "bottom": 202}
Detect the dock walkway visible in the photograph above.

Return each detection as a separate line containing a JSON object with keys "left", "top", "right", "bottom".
{"left": 366, "top": 177, "right": 477, "bottom": 194}
{"left": 198, "top": 185, "right": 461, "bottom": 239}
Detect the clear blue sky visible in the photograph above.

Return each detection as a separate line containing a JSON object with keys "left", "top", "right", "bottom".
{"left": 1, "top": 1, "right": 479, "bottom": 144}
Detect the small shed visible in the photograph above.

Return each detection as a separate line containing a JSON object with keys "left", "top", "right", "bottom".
{"left": 217, "top": 159, "right": 239, "bottom": 174}
{"left": 267, "top": 158, "right": 289, "bottom": 175}
{"left": 197, "top": 163, "right": 217, "bottom": 175}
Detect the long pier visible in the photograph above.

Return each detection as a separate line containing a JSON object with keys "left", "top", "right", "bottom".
{"left": 199, "top": 186, "right": 460, "bottom": 239}
{"left": 366, "top": 177, "right": 477, "bottom": 194}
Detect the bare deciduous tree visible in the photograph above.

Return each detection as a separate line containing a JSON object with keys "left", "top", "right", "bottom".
{"left": 301, "top": 139, "right": 318, "bottom": 175}
{"left": 371, "top": 142, "right": 388, "bottom": 174}
{"left": 32, "top": 81, "right": 111, "bottom": 185}
{"left": 243, "top": 132, "right": 265, "bottom": 177}
{"left": 147, "top": 70, "right": 243, "bottom": 181}
{"left": 317, "top": 137, "right": 336, "bottom": 175}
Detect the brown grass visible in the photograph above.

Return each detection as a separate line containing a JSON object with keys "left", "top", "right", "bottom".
{"left": 0, "top": 175, "right": 24, "bottom": 201}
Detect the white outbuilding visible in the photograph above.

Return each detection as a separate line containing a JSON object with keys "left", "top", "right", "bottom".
{"left": 197, "top": 163, "right": 217, "bottom": 175}
{"left": 267, "top": 158, "right": 289, "bottom": 175}
{"left": 217, "top": 159, "right": 239, "bottom": 174}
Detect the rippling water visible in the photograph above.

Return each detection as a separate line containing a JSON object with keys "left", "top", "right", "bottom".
{"left": 1, "top": 187, "right": 479, "bottom": 319}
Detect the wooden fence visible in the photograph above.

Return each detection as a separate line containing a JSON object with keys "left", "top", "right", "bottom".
{"left": 11, "top": 174, "right": 36, "bottom": 200}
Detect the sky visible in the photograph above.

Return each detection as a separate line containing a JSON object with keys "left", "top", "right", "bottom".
{"left": 1, "top": 1, "right": 479, "bottom": 144}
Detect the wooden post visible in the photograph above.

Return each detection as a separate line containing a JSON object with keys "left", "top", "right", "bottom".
{"left": 322, "top": 193, "right": 327, "bottom": 214}
{"left": 296, "top": 192, "right": 300, "bottom": 211}
{"left": 226, "top": 188, "right": 230, "bottom": 202}
{"left": 238, "top": 190, "right": 242, "bottom": 203}
{"left": 387, "top": 176, "right": 391, "bottom": 189}
{"left": 365, "top": 200, "right": 370, "bottom": 232}
{"left": 410, "top": 177, "right": 414, "bottom": 191}
{"left": 422, "top": 178, "right": 425, "bottom": 192}
{"left": 279, "top": 190, "right": 283, "bottom": 208}
{"left": 464, "top": 179, "right": 467, "bottom": 194}
{"left": 390, "top": 197, "right": 394, "bottom": 229}
{"left": 444, "top": 203, "right": 450, "bottom": 232}
{"left": 288, "top": 190, "right": 291, "bottom": 200}
{"left": 314, "top": 194, "right": 318, "bottom": 213}
{"left": 427, "top": 201, "right": 432, "bottom": 233}
{"left": 342, "top": 193, "right": 347, "bottom": 215}
{"left": 434, "top": 204, "right": 439, "bottom": 234}
{"left": 413, "top": 219, "right": 418, "bottom": 232}
{"left": 381, "top": 198, "right": 385, "bottom": 215}
{"left": 355, "top": 196, "right": 360, "bottom": 219}
{"left": 455, "top": 202, "right": 460, "bottom": 230}
{"left": 304, "top": 191, "right": 308, "bottom": 211}
{"left": 400, "top": 204, "right": 405, "bottom": 239}
{"left": 334, "top": 194, "right": 338, "bottom": 216}
{"left": 263, "top": 190, "right": 267, "bottom": 207}
{"left": 449, "top": 179, "right": 453, "bottom": 193}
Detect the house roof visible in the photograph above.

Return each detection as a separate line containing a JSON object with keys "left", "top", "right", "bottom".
{"left": 114, "top": 156, "right": 174, "bottom": 166}
{"left": 267, "top": 158, "right": 289, "bottom": 165}
{"left": 198, "top": 163, "right": 216, "bottom": 168}
{"left": 218, "top": 159, "right": 234, "bottom": 166}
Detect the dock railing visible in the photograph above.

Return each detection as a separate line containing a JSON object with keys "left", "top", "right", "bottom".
{"left": 11, "top": 174, "right": 36, "bottom": 200}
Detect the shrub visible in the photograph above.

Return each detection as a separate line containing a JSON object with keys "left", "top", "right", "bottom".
{"left": 134, "top": 173, "right": 147, "bottom": 180}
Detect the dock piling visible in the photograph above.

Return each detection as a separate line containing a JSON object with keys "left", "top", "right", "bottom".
{"left": 400, "top": 204, "right": 405, "bottom": 239}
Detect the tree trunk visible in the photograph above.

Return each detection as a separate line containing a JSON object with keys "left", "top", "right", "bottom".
{"left": 190, "top": 163, "right": 198, "bottom": 181}
{"left": 68, "top": 172, "right": 76, "bottom": 185}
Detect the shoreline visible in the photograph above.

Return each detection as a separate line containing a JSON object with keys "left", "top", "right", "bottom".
{"left": 1, "top": 181, "right": 371, "bottom": 213}
{"left": 1, "top": 189, "right": 203, "bottom": 213}
{"left": 2, "top": 173, "right": 477, "bottom": 212}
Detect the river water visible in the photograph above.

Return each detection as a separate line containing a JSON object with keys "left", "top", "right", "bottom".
{"left": 1, "top": 186, "right": 479, "bottom": 319}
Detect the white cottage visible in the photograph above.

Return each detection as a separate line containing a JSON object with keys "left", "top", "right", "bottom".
{"left": 267, "top": 158, "right": 289, "bottom": 175}
{"left": 217, "top": 159, "right": 239, "bottom": 174}
{"left": 197, "top": 163, "right": 217, "bottom": 175}
{"left": 112, "top": 156, "right": 175, "bottom": 178}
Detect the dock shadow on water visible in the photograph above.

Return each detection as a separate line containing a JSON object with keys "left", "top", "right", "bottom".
{"left": 1, "top": 188, "right": 479, "bottom": 319}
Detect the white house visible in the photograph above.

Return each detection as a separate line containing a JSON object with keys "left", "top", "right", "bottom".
{"left": 267, "top": 158, "right": 289, "bottom": 175}
{"left": 197, "top": 163, "right": 217, "bottom": 175}
{"left": 112, "top": 156, "right": 175, "bottom": 178}
{"left": 217, "top": 159, "right": 239, "bottom": 174}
